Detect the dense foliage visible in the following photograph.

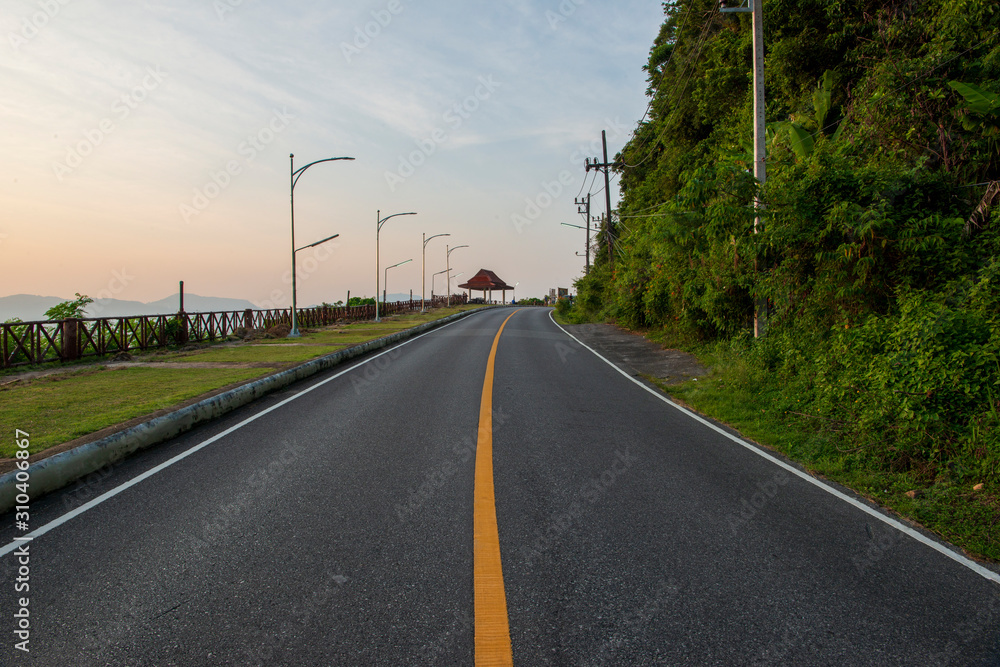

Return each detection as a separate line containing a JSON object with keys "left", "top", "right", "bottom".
{"left": 578, "top": 0, "right": 1000, "bottom": 485}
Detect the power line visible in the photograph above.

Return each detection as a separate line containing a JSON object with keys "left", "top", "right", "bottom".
{"left": 573, "top": 164, "right": 593, "bottom": 199}
{"left": 585, "top": 131, "right": 616, "bottom": 268}
{"left": 630, "top": 4, "right": 697, "bottom": 130}
{"left": 580, "top": 169, "right": 598, "bottom": 198}
{"left": 623, "top": 5, "right": 720, "bottom": 169}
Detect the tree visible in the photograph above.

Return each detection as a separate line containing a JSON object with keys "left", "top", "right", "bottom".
{"left": 45, "top": 293, "right": 93, "bottom": 321}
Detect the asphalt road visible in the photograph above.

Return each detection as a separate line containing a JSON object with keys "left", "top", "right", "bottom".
{"left": 1, "top": 306, "right": 998, "bottom": 665}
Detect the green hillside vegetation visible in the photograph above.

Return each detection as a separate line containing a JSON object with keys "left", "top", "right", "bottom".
{"left": 571, "top": 0, "right": 1000, "bottom": 558}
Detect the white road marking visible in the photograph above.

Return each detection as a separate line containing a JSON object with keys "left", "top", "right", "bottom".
{"left": 0, "top": 312, "right": 487, "bottom": 558}
{"left": 548, "top": 310, "right": 1000, "bottom": 586}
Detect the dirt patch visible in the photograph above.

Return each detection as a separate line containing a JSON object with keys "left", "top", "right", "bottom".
{"left": 107, "top": 361, "right": 286, "bottom": 369}
{"left": 564, "top": 322, "right": 707, "bottom": 384}
{"left": 0, "top": 361, "right": 287, "bottom": 388}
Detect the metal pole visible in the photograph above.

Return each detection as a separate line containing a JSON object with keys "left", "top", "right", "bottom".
{"left": 288, "top": 154, "right": 354, "bottom": 335}
{"left": 290, "top": 154, "right": 299, "bottom": 336}
{"left": 382, "top": 259, "right": 413, "bottom": 311}
{"left": 752, "top": 0, "right": 767, "bottom": 338}
{"left": 602, "top": 131, "right": 614, "bottom": 269}
{"left": 444, "top": 244, "right": 468, "bottom": 307}
{"left": 600, "top": 213, "right": 606, "bottom": 267}
{"left": 574, "top": 194, "right": 591, "bottom": 273}
{"left": 374, "top": 211, "right": 416, "bottom": 320}
{"left": 420, "top": 233, "right": 449, "bottom": 312}
{"left": 432, "top": 268, "right": 448, "bottom": 304}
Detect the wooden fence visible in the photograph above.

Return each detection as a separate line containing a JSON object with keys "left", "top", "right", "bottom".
{"left": 1, "top": 295, "right": 465, "bottom": 369}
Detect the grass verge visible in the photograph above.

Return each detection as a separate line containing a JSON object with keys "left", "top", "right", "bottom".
{"left": 1, "top": 367, "right": 265, "bottom": 456}
{"left": 169, "top": 344, "right": 346, "bottom": 364}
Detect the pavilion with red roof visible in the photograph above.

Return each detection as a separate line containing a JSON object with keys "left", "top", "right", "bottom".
{"left": 458, "top": 269, "right": 512, "bottom": 303}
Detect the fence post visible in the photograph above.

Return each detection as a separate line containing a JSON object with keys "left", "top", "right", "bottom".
{"left": 62, "top": 318, "right": 81, "bottom": 361}
{"left": 243, "top": 309, "right": 253, "bottom": 331}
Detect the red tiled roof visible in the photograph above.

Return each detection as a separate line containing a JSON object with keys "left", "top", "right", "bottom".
{"left": 458, "top": 269, "right": 511, "bottom": 290}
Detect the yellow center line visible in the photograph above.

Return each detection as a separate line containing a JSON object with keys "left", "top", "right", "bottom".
{"left": 474, "top": 309, "right": 519, "bottom": 666}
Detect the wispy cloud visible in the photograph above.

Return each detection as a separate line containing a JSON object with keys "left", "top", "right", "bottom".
{"left": 0, "top": 0, "right": 664, "bottom": 304}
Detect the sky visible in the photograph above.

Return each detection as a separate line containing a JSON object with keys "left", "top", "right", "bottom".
{"left": 1, "top": 0, "right": 665, "bottom": 308}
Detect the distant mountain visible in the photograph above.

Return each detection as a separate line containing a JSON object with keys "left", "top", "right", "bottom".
{"left": 385, "top": 292, "right": 424, "bottom": 303}
{"left": 0, "top": 295, "right": 66, "bottom": 322}
{"left": 295, "top": 293, "right": 431, "bottom": 308}
{"left": 0, "top": 293, "right": 258, "bottom": 322}
{"left": 144, "top": 294, "right": 259, "bottom": 316}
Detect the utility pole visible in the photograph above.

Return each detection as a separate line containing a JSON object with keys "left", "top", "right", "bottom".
{"left": 599, "top": 213, "right": 606, "bottom": 264}
{"left": 751, "top": 0, "right": 767, "bottom": 337}
{"left": 721, "top": 0, "right": 767, "bottom": 336}
{"left": 574, "top": 193, "right": 591, "bottom": 273}
{"left": 585, "top": 130, "right": 615, "bottom": 269}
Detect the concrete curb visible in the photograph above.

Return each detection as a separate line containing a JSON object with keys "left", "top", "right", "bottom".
{"left": 0, "top": 307, "right": 495, "bottom": 513}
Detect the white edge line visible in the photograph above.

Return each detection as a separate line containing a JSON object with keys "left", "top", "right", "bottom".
{"left": 548, "top": 311, "right": 1000, "bottom": 586}
{"left": 0, "top": 311, "right": 483, "bottom": 558}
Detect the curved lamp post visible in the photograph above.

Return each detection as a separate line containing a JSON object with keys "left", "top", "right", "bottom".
{"left": 376, "top": 210, "right": 417, "bottom": 322}
{"left": 431, "top": 268, "right": 449, "bottom": 303}
{"left": 383, "top": 258, "right": 413, "bottom": 305}
{"left": 445, "top": 244, "right": 469, "bottom": 307}
{"left": 290, "top": 153, "right": 354, "bottom": 338}
{"left": 422, "top": 233, "right": 450, "bottom": 312}
{"left": 293, "top": 232, "right": 340, "bottom": 329}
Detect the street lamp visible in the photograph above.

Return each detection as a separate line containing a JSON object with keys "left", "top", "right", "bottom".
{"left": 376, "top": 210, "right": 417, "bottom": 322}
{"left": 289, "top": 153, "right": 354, "bottom": 338}
{"left": 448, "top": 272, "right": 464, "bottom": 298}
{"left": 431, "top": 268, "right": 449, "bottom": 303}
{"left": 383, "top": 258, "right": 413, "bottom": 305}
{"left": 445, "top": 244, "right": 469, "bottom": 307}
{"left": 422, "top": 233, "right": 450, "bottom": 312}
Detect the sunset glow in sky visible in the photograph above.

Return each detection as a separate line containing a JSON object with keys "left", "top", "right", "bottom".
{"left": 1, "top": 1, "right": 664, "bottom": 307}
